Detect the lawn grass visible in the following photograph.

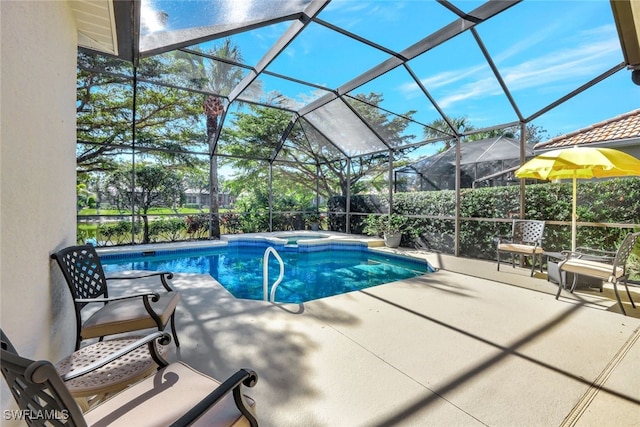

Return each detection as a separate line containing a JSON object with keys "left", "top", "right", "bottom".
{"left": 78, "top": 207, "right": 212, "bottom": 215}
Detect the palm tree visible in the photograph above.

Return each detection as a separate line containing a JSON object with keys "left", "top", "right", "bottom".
{"left": 424, "top": 116, "right": 475, "bottom": 151}
{"left": 180, "top": 39, "right": 260, "bottom": 238}
{"left": 203, "top": 94, "right": 225, "bottom": 238}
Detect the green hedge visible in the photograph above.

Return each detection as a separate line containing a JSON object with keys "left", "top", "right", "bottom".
{"left": 326, "top": 178, "right": 639, "bottom": 259}
{"left": 84, "top": 178, "right": 639, "bottom": 264}
{"left": 392, "top": 177, "right": 640, "bottom": 260}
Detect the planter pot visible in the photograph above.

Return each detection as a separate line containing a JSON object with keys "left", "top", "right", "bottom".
{"left": 384, "top": 232, "right": 401, "bottom": 248}
{"left": 309, "top": 223, "right": 319, "bottom": 231}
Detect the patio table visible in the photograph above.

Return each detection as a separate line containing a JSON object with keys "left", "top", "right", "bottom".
{"left": 55, "top": 335, "right": 167, "bottom": 411}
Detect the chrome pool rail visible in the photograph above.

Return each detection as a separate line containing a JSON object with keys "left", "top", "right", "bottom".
{"left": 263, "top": 246, "right": 285, "bottom": 302}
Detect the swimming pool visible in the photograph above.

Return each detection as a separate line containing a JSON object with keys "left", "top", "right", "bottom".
{"left": 101, "top": 239, "right": 434, "bottom": 303}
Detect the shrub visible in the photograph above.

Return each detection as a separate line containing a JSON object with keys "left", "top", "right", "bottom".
{"left": 362, "top": 214, "right": 407, "bottom": 237}
{"left": 329, "top": 178, "right": 640, "bottom": 278}
{"left": 388, "top": 178, "right": 640, "bottom": 256}
{"left": 148, "top": 218, "right": 186, "bottom": 242}
{"left": 185, "top": 215, "right": 210, "bottom": 239}
{"left": 98, "top": 221, "right": 139, "bottom": 245}
{"left": 221, "top": 212, "right": 242, "bottom": 234}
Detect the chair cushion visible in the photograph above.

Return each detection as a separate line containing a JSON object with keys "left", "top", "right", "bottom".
{"left": 498, "top": 243, "right": 543, "bottom": 255}
{"left": 82, "top": 292, "right": 180, "bottom": 339}
{"left": 83, "top": 362, "right": 256, "bottom": 427}
{"left": 560, "top": 259, "right": 623, "bottom": 282}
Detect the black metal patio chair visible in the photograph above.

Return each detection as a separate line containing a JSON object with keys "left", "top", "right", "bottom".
{"left": 51, "top": 244, "right": 180, "bottom": 350}
{"left": 0, "top": 329, "right": 258, "bottom": 426}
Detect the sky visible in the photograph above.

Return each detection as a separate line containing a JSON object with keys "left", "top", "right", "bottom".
{"left": 140, "top": 0, "right": 640, "bottom": 150}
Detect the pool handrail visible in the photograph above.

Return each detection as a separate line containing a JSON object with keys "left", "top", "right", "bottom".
{"left": 263, "top": 247, "right": 285, "bottom": 302}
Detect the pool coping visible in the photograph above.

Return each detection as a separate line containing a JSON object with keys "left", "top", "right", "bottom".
{"left": 96, "top": 232, "right": 442, "bottom": 274}
{"left": 96, "top": 231, "right": 386, "bottom": 256}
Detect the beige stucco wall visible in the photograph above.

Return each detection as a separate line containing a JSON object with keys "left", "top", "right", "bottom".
{"left": 1, "top": 0, "right": 78, "bottom": 418}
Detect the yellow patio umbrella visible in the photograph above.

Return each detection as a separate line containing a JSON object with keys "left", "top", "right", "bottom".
{"left": 514, "top": 146, "right": 640, "bottom": 251}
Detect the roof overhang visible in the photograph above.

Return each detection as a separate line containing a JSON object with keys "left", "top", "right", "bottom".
{"left": 69, "top": 0, "right": 120, "bottom": 56}
{"left": 610, "top": 0, "right": 640, "bottom": 84}
{"left": 70, "top": 0, "right": 138, "bottom": 62}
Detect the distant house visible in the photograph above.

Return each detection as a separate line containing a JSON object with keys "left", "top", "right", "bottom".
{"left": 396, "top": 136, "right": 535, "bottom": 191}
{"left": 184, "top": 189, "right": 235, "bottom": 209}
{"left": 534, "top": 109, "right": 640, "bottom": 158}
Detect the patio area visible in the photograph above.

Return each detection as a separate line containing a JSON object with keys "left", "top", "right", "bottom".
{"left": 109, "top": 247, "right": 640, "bottom": 426}
{"left": 6, "top": 2, "right": 640, "bottom": 425}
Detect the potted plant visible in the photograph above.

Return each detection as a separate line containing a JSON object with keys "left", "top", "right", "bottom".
{"left": 362, "top": 214, "right": 406, "bottom": 248}
{"left": 304, "top": 212, "right": 323, "bottom": 231}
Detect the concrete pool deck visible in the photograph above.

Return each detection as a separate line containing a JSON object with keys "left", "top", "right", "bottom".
{"left": 101, "top": 239, "right": 639, "bottom": 426}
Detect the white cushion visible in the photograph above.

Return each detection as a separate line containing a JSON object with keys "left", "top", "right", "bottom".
{"left": 82, "top": 292, "right": 180, "bottom": 339}
{"left": 84, "top": 361, "right": 255, "bottom": 427}
{"left": 498, "top": 243, "right": 543, "bottom": 255}
{"left": 560, "top": 258, "right": 623, "bottom": 283}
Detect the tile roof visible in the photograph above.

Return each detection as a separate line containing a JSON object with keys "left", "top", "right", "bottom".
{"left": 534, "top": 109, "right": 640, "bottom": 151}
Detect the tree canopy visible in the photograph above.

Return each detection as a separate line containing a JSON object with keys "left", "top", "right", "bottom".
{"left": 424, "top": 115, "right": 548, "bottom": 151}
{"left": 222, "top": 92, "right": 417, "bottom": 203}
{"left": 106, "top": 163, "right": 184, "bottom": 243}
{"left": 76, "top": 52, "right": 205, "bottom": 174}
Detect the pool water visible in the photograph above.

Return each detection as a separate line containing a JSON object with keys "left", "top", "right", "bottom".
{"left": 101, "top": 243, "right": 433, "bottom": 303}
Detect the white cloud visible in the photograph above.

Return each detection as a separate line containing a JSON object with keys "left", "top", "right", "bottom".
{"left": 398, "top": 62, "right": 488, "bottom": 101}
{"left": 501, "top": 38, "right": 620, "bottom": 92}
{"left": 222, "top": 0, "right": 251, "bottom": 24}
{"left": 323, "top": 0, "right": 408, "bottom": 30}
{"left": 140, "top": 0, "right": 166, "bottom": 33}
{"left": 402, "top": 25, "right": 621, "bottom": 109}
{"left": 437, "top": 76, "right": 503, "bottom": 109}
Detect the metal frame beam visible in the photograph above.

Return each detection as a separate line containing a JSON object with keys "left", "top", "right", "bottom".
{"left": 228, "top": 0, "right": 330, "bottom": 103}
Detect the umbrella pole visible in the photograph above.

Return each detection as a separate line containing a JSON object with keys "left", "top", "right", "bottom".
{"left": 572, "top": 174, "right": 577, "bottom": 252}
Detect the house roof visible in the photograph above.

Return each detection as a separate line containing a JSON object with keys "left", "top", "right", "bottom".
{"left": 534, "top": 109, "right": 640, "bottom": 151}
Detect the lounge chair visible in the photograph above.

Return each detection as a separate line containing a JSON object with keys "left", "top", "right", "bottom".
{"left": 51, "top": 244, "right": 180, "bottom": 350}
{"left": 0, "top": 329, "right": 258, "bottom": 426}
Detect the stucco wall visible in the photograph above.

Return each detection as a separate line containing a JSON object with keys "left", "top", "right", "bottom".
{"left": 1, "top": 0, "right": 78, "bottom": 419}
